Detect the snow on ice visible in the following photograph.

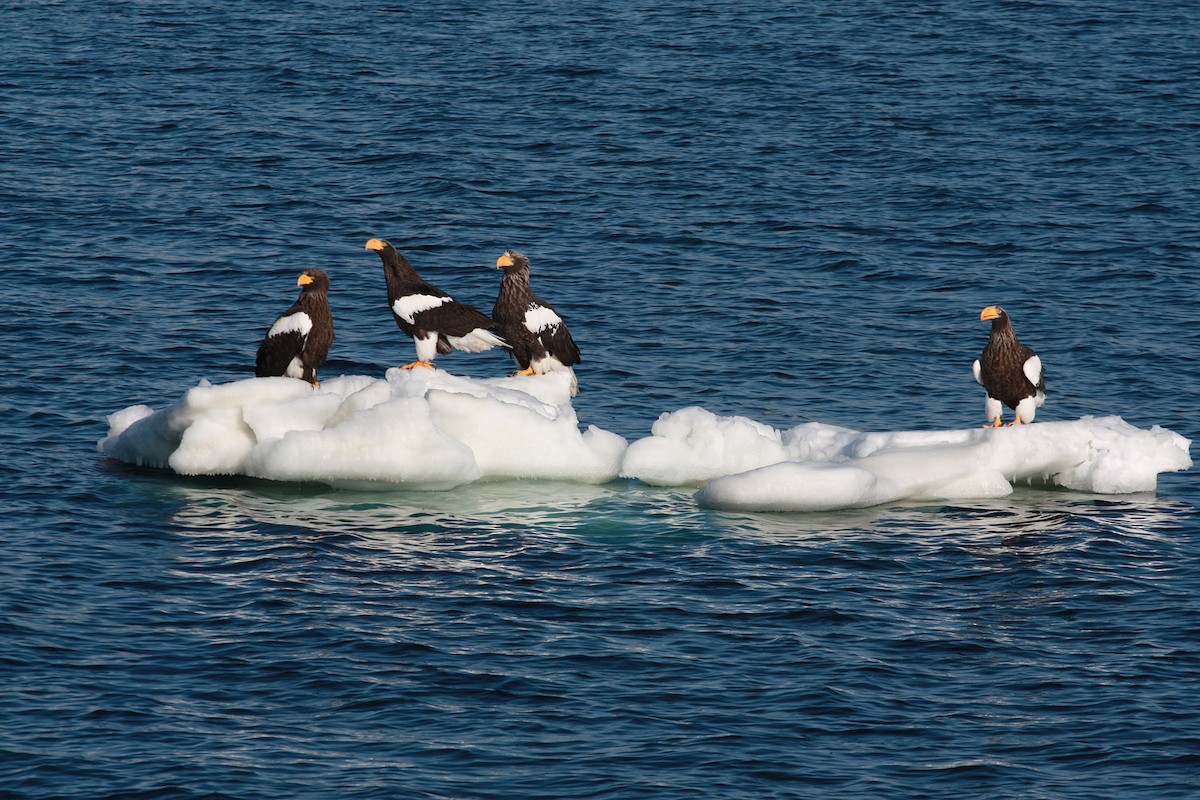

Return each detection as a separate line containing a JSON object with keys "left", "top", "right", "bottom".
{"left": 621, "top": 407, "right": 1192, "bottom": 512}
{"left": 99, "top": 373, "right": 1192, "bottom": 510}
{"left": 98, "top": 369, "right": 626, "bottom": 491}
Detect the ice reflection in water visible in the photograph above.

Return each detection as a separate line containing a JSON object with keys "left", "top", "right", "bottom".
{"left": 159, "top": 474, "right": 1193, "bottom": 550}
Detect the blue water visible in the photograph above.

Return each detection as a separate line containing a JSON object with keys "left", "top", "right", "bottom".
{"left": 3, "top": 1, "right": 1199, "bottom": 797}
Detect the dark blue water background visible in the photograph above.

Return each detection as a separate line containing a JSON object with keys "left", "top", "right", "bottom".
{"left": 2, "top": 1, "right": 1198, "bottom": 797}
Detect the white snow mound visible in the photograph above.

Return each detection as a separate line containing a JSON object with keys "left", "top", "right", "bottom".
{"left": 620, "top": 407, "right": 1192, "bottom": 512}
{"left": 100, "top": 382, "right": 1191, "bottom": 507}
{"left": 98, "top": 370, "right": 627, "bottom": 491}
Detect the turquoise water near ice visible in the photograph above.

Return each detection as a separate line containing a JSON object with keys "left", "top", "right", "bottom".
{"left": 3, "top": 1, "right": 1198, "bottom": 797}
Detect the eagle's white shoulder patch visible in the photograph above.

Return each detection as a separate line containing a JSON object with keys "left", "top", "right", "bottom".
{"left": 1023, "top": 355, "right": 1042, "bottom": 387}
{"left": 524, "top": 304, "right": 562, "bottom": 334}
{"left": 394, "top": 294, "right": 452, "bottom": 324}
{"left": 269, "top": 311, "right": 312, "bottom": 339}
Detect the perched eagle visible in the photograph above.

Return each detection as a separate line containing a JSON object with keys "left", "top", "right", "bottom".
{"left": 972, "top": 305, "right": 1045, "bottom": 427}
{"left": 255, "top": 268, "right": 334, "bottom": 386}
{"left": 365, "top": 238, "right": 506, "bottom": 369}
{"left": 492, "top": 249, "right": 581, "bottom": 394}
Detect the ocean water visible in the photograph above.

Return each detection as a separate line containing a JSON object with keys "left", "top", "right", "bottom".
{"left": 3, "top": 1, "right": 1199, "bottom": 798}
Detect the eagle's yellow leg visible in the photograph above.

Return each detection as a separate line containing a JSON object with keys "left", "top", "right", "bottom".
{"left": 402, "top": 360, "right": 435, "bottom": 370}
{"left": 515, "top": 367, "right": 536, "bottom": 376}
{"left": 1006, "top": 414, "right": 1025, "bottom": 427}
{"left": 983, "top": 416, "right": 1003, "bottom": 428}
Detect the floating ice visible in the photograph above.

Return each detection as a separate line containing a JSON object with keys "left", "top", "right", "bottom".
{"left": 98, "top": 370, "right": 627, "bottom": 491}
{"left": 100, "top": 377, "right": 1191, "bottom": 508}
{"left": 619, "top": 407, "right": 1192, "bottom": 512}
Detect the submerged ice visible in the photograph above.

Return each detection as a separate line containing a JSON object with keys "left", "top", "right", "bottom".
{"left": 99, "top": 373, "right": 1192, "bottom": 509}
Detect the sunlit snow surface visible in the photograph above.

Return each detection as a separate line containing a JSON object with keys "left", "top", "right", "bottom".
{"left": 98, "top": 370, "right": 626, "bottom": 491}
{"left": 623, "top": 407, "right": 1192, "bottom": 512}
{"left": 99, "top": 373, "right": 1191, "bottom": 510}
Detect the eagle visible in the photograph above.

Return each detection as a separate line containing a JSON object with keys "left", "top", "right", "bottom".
{"left": 492, "top": 249, "right": 581, "bottom": 393}
{"left": 365, "top": 238, "right": 507, "bottom": 370}
{"left": 255, "top": 268, "right": 334, "bottom": 386}
{"left": 973, "top": 305, "right": 1046, "bottom": 427}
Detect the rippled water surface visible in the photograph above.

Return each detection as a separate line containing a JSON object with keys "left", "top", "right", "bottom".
{"left": 3, "top": 1, "right": 1198, "bottom": 798}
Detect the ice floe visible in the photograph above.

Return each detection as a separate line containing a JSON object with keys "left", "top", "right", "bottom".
{"left": 620, "top": 407, "right": 1192, "bottom": 512}
{"left": 99, "top": 374, "right": 1191, "bottom": 509}
{"left": 98, "top": 369, "right": 626, "bottom": 491}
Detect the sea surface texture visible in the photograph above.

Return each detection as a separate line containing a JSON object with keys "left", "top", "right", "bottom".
{"left": 3, "top": 1, "right": 1199, "bottom": 798}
